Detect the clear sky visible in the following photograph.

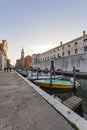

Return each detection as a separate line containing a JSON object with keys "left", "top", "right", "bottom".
{"left": 0, "top": 0, "right": 87, "bottom": 65}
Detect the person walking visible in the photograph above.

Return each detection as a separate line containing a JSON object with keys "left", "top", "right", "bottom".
{"left": 10, "top": 67, "right": 12, "bottom": 72}
{"left": 7, "top": 67, "right": 9, "bottom": 72}
{"left": 4, "top": 67, "right": 6, "bottom": 72}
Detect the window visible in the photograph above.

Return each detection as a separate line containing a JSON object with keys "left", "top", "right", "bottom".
{"left": 62, "top": 52, "right": 64, "bottom": 57}
{"left": 62, "top": 47, "right": 64, "bottom": 49}
{"left": 84, "top": 46, "right": 87, "bottom": 52}
{"left": 68, "top": 45, "right": 70, "bottom": 47}
{"left": 57, "top": 48, "right": 59, "bottom": 51}
{"left": 75, "top": 42, "right": 78, "bottom": 45}
{"left": 35, "top": 59, "right": 37, "bottom": 62}
{"left": 83, "top": 38, "right": 87, "bottom": 42}
{"left": 75, "top": 49, "right": 78, "bottom": 54}
{"left": 68, "top": 51, "right": 70, "bottom": 56}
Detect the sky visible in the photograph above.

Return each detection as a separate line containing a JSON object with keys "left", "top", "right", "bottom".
{"left": 0, "top": 0, "right": 87, "bottom": 65}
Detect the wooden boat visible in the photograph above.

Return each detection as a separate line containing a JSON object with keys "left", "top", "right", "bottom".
{"left": 33, "top": 79, "right": 80, "bottom": 91}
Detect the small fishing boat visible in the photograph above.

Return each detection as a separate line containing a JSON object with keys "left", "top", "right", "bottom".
{"left": 33, "top": 79, "right": 80, "bottom": 92}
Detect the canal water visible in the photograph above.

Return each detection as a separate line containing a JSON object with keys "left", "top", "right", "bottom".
{"left": 55, "top": 76, "right": 87, "bottom": 120}
{"left": 40, "top": 75, "right": 87, "bottom": 120}
{"left": 27, "top": 71, "right": 87, "bottom": 120}
{"left": 76, "top": 77, "right": 87, "bottom": 120}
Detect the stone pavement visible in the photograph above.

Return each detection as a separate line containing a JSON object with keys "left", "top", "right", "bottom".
{"left": 0, "top": 71, "right": 75, "bottom": 130}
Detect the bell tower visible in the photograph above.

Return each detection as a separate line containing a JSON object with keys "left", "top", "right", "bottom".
{"left": 21, "top": 48, "right": 24, "bottom": 59}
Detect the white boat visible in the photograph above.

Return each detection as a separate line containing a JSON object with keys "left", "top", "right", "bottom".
{"left": 27, "top": 75, "right": 63, "bottom": 81}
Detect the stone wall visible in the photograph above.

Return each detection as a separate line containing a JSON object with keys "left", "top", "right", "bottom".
{"left": 33, "top": 53, "right": 87, "bottom": 72}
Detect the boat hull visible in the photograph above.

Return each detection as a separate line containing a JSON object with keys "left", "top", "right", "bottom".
{"left": 34, "top": 81, "right": 78, "bottom": 89}
{"left": 40, "top": 87, "right": 74, "bottom": 94}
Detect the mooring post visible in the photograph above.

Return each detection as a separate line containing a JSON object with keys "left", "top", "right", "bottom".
{"left": 50, "top": 60, "right": 54, "bottom": 94}
{"left": 50, "top": 69, "right": 52, "bottom": 88}
{"left": 53, "top": 69, "right": 55, "bottom": 79}
{"left": 73, "top": 66, "right": 76, "bottom": 95}
{"left": 37, "top": 69, "right": 39, "bottom": 79}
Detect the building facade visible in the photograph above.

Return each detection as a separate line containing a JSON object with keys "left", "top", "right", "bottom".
{"left": 6, "top": 59, "right": 10, "bottom": 67}
{"left": 32, "top": 31, "right": 87, "bottom": 72}
{"left": 25, "top": 55, "right": 32, "bottom": 69}
{"left": 0, "top": 40, "right": 8, "bottom": 70}
{"left": 16, "top": 49, "right": 32, "bottom": 69}
{"left": 16, "top": 48, "right": 25, "bottom": 69}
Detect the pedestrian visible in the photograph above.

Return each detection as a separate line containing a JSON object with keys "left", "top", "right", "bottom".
{"left": 7, "top": 67, "right": 8, "bottom": 72}
{"left": 10, "top": 67, "right": 12, "bottom": 72}
{"left": 4, "top": 67, "right": 6, "bottom": 72}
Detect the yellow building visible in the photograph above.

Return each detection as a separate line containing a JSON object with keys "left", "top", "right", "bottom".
{"left": 0, "top": 40, "right": 8, "bottom": 70}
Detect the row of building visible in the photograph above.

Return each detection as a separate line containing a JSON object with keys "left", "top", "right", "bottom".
{"left": 32, "top": 31, "right": 87, "bottom": 72}
{"left": 0, "top": 40, "right": 10, "bottom": 70}
{"left": 0, "top": 39, "right": 32, "bottom": 70}
{"left": 15, "top": 31, "right": 87, "bottom": 72}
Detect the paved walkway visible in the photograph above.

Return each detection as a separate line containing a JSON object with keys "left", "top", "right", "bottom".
{"left": 0, "top": 71, "right": 75, "bottom": 130}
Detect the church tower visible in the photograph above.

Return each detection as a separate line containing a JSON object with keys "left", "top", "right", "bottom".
{"left": 20, "top": 48, "right": 25, "bottom": 68}
{"left": 21, "top": 48, "right": 24, "bottom": 59}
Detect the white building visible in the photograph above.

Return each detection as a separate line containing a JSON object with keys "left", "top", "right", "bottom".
{"left": 32, "top": 31, "right": 87, "bottom": 72}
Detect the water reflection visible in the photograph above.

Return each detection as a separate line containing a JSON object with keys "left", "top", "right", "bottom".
{"left": 44, "top": 76, "right": 87, "bottom": 120}
{"left": 56, "top": 76, "right": 87, "bottom": 120}
{"left": 76, "top": 78, "right": 87, "bottom": 119}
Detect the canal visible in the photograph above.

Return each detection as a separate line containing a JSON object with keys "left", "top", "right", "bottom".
{"left": 39, "top": 75, "right": 87, "bottom": 120}
{"left": 55, "top": 76, "right": 87, "bottom": 120}
{"left": 76, "top": 77, "right": 87, "bottom": 120}
{"left": 26, "top": 70, "right": 87, "bottom": 120}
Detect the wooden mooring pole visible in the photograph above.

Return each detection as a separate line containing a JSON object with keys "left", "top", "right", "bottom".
{"left": 50, "top": 60, "right": 54, "bottom": 94}
{"left": 73, "top": 67, "right": 76, "bottom": 95}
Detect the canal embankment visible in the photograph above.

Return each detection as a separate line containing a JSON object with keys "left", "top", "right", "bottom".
{"left": 0, "top": 70, "right": 75, "bottom": 130}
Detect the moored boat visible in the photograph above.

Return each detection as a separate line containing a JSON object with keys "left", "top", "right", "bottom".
{"left": 33, "top": 79, "right": 80, "bottom": 92}
{"left": 28, "top": 75, "right": 63, "bottom": 81}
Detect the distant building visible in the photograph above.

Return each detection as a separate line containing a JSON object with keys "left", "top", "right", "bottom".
{"left": 25, "top": 55, "right": 32, "bottom": 69}
{"left": 16, "top": 48, "right": 25, "bottom": 69}
{"left": 32, "top": 31, "right": 87, "bottom": 72}
{"left": 6, "top": 59, "right": 10, "bottom": 67}
{"left": 16, "top": 59, "right": 21, "bottom": 69}
{"left": 16, "top": 48, "right": 32, "bottom": 69}
{"left": 32, "top": 54, "right": 40, "bottom": 69}
{"left": 0, "top": 40, "right": 8, "bottom": 70}
{"left": 20, "top": 48, "right": 25, "bottom": 68}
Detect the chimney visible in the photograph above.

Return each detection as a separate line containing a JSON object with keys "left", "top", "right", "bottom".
{"left": 60, "top": 41, "right": 62, "bottom": 46}
{"left": 83, "top": 30, "right": 86, "bottom": 36}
